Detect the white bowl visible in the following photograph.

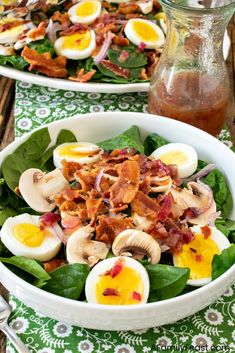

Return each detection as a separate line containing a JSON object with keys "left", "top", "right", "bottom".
{"left": 0, "top": 112, "right": 235, "bottom": 330}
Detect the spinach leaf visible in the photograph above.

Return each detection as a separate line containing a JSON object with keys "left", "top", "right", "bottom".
{"left": 40, "top": 129, "right": 77, "bottom": 168}
{"left": 108, "top": 46, "right": 147, "bottom": 68}
{"left": 2, "top": 127, "right": 51, "bottom": 191}
{"left": 144, "top": 264, "right": 189, "bottom": 302}
{"left": 0, "top": 55, "right": 28, "bottom": 70}
{"left": 143, "top": 133, "right": 169, "bottom": 155}
{"left": 98, "top": 125, "right": 144, "bottom": 153}
{"left": 212, "top": 244, "right": 235, "bottom": 280}
{"left": 0, "top": 256, "right": 51, "bottom": 281}
{"left": 96, "top": 64, "right": 142, "bottom": 83}
{"left": 43, "top": 264, "right": 89, "bottom": 299}
{"left": 28, "top": 38, "right": 55, "bottom": 57}
{"left": 0, "top": 207, "right": 18, "bottom": 227}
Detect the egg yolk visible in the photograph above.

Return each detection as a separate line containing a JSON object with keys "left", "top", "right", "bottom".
{"left": 155, "top": 12, "right": 166, "bottom": 22}
{"left": 76, "top": 1, "right": 98, "bottom": 17}
{"left": 159, "top": 150, "right": 188, "bottom": 165}
{"left": 13, "top": 223, "right": 46, "bottom": 247}
{"left": 61, "top": 31, "right": 91, "bottom": 50}
{"left": 58, "top": 144, "right": 94, "bottom": 158}
{"left": 175, "top": 234, "right": 220, "bottom": 280}
{"left": 1, "top": 0, "right": 17, "bottom": 5}
{"left": 96, "top": 266, "right": 144, "bottom": 305}
{"left": 133, "top": 21, "right": 158, "bottom": 42}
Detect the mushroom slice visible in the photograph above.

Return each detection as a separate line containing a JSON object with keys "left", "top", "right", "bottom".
{"left": 150, "top": 175, "right": 172, "bottom": 193}
{"left": 132, "top": 213, "right": 153, "bottom": 231}
{"left": 112, "top": 229, "right": 161, "bottom": 264}
{"left": 19, "top": 168, "right": 69, "bottom": 213}
{"left": 0, "top": 44, "right": 15, "bottom": 56}
{"left": 66, "top": 226, "right": 109, "bottom": 267}
{"left": 171, "top": 181, "right": 216, "bottom": 225}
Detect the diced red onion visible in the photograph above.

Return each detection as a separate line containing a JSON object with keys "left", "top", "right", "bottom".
{"left": 94, "top": 31, "right": 114, "bottom": 64}
{"left": 94, "top": 168, "right": 104, "bottom": 192}
{"left": 185, "top": 164, "right": 216, "bottom": 182}
{"left": 118, "top": 50, "right": 129, "bottom": 63}
{"left": 137, "top": 42, "right": 146, "bottom": 52}
{"left": 40, "top": 212, "right": 60, "bottom": 226}
{"left": 52, "top": 223, "right": 69, "bottom": 244}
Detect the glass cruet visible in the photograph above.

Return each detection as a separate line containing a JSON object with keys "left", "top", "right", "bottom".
{"left": 148, "top": 0, "right": 235, "bottom": 136}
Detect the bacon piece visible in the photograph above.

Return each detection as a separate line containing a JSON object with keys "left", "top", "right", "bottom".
{"left": 132, "top": 291, "right": 141, "bottom": 301}
{"left": 51, "top": 11, "right": 70, "bottom": 26}
{"left": 201, "top": 225, "right": 211, "bottom": 239}
{"left": 27, "top": 21, "right": 46, "bottom": 40}
{"left": 0, "top": 20, "right": 29, "bottom": 32}
{"left": 118, "top": 50, "right": 129, "bottom": 63}
{"left": 131, "top": 191, "right": 159, "bottom": 219}
{"left": 139, "top": 176, "right": 151, "bottom": 194}
{"left": 43, "top": 258, "right": 66, "bottom": 272}
{"left": 86, "top": 197, "right": 105, "bottom": 218}
{"left": 69, "top": 68, "right": 96, "bottom": 83}
{"left": 39, "top": 212, "right": 60, "bottom": 226}
{"left": 141, "top": 68, "right": 149, "bottom": 80}
{"left": 147, "top": 159, "right": 171, "bottom": 177}
{"left": 110, "top": 160, "right": 140, "bottom": 206}
{"left": 195, "top": 254, "right": 203, "bottom": 262}
{"left": 158, "top": 195, "right": 172, "bottom": 221}
{"left": 21, "top": 46, "right": 67, "bottom": 78}
{"left": 101, "top": 60, "right": 130, "bottom": 79}
{"left": 74, "top": 170, "right": 97, "bottom": 192}
{"left": 102, "top": 288, "right": 119, "bottom": 296}
{"left": 137, "top": 42, "right": 147, "bottom": 52}
{"left": 61, "top": 213, "right": 81, "bottom": 229}
{"left": 98, "top": 23, "right": 119, "bottom": 34}
{"left": 113, "top": 35, "right": 129, "bottom": 46}
{"left": 102, "top": 1, "right": 117, "bottom": 11}
{"left": 118, "top": 3, "right": 140, "bottom": 14}
{"left": 60, "top": 24, "right": 89, "bottom": 36}
{"left": 96, "top": 215, "right": 134, "bottom": 244}
{"left": 105, "top": 259, "right": 123, "bottom": 278}
{"left": 62, "top": 160, "right": 81, "bottom": 182}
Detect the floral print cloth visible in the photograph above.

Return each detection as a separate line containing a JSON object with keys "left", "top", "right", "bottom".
{"left": 6, "top": 81, "right": 235, "bottom": 353}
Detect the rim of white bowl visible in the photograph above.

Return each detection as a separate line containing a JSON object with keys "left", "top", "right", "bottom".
{"left": 0, "top": 111, "right": 235, "bottom": 311}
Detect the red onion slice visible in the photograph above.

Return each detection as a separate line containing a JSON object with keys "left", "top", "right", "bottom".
{"left": 52, "top": 223, "right": 69, "bottom": 245}
{"left": 94, "top": 168, "right": 104, "bottom": 192}
{"left": 185, "top": 163, "right": 216, "bottom": 182}
{"left": 94, "top": 31, "right": 114, "bottom": 64}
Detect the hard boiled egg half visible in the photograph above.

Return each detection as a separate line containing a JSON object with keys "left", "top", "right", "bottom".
{"left": 53, "top": 142, "right": 103, "bottom": 169}
{"left": 68, "top": 0, "right": 102, "bottom": 25}
{"left": 0, "top": 18, "right": 29, "bottom": 44}
{"left": 124, "top": 19, "right": 165, "bottom": 49}
{"left": 173, "top": 225, "right": 230, "bottom": 286}
{"left": 151, "top": 143, "right": 198, "bottom": 178}
{"left": 85, "top": 256, "right": 150, "bottom": 305}
{"left": 0, "top": 214, "right": 62, "bottom": 262}
{"left": 54, "top": 29, "right": 96, "bottom": 60}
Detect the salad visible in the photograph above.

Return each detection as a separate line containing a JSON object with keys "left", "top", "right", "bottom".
{"left": 0, "top": 125, "right": 235, "bottom": 305}
{"left": 0, "top": 0, "right": 166, "bottom": 83}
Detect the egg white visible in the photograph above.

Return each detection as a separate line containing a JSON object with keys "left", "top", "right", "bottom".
{"left": 151, "top": 143, "right": 198, "bottom": 178}
{"left": 53, "top": 142, "right": 102, "bottom": 169}
{"left": 68, "top": 0, "right": 102, "bottom": 25}
{"left": 173, "top": 225, "right": 231, "bottom": 286}
{"left": 54, "top": 29, "right": 96, "bottom": 60}
{"left": 0, "top": 18, "right": 29, "bottom": 44}
{"left": 124, "top": 18, "right": 165, "bottom": 49}
{"left": 85, "top": 256, "right": 150, "bottom": 304}
{"left": 0, "top": 214, "right": 62, "bottom": 262}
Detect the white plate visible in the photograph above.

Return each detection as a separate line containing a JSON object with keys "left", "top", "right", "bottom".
{"left": 0, "top": 31, "right": 230, "bottom": 93}
{"left": 0, "top": 112, "right": 235, "bottom": 330}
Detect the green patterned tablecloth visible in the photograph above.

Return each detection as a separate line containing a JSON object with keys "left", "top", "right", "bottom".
{"left": 6, "top": 81, "right": 235, "bottom": 353}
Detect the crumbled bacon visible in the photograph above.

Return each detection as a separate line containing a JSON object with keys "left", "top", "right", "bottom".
{"left": 69, "top": 68, "right": 96, "bottom": 82}
{"left": 102, "top": 288, "right": 119, "bottom": 296}
{"left": 39, "top": 212, "right": 60, "bottom": 226}
{"left": 51, "top": 11, "right": 70, "bottom": 26}
{"left": 118, "top": 50, "right": 129, "bottom": 63}
{"left": 195, "top": 254, "right": 203, "bottom": 262}
{"left": 201, "top": 225, "right": 211, "bottom": 239}
{"left": 27, "top": 21, "right": 46, "bottom": 40}
{"left": 132, "top": 191, "right": 159, "bottom": 219}
{"left": 86, "top": 197, "right": 106, "bottom": 218}
{"left": 60, "top": 24, "right": 88, "bottom": 36}
{"left": 96, "top": 215, "right": 134, "bottom": 244}
{"left": 118, "top": 3, "right": 140, "bottom": 14}
{"left": 62, "top": 160, "right": 81, "bottom": 182}
{"left": 110, "top": 160, "right": 140, "bottom": 207}
{"left": 61, "top": 213, "right": 81, "bottom": 230}
{"left": 132, "top": 291, "right": 141, "bottom": 301}
{"left": 137, "top": 42, "right": 147, "bottom": 52}
{"left": 101, "top": 60, "right": 130, "bottom": 79}
{"left": 21, "top": 46, "right": 67, "bottom": 78}
{"left": 105, "top": 259, "right": 123, "bottom": 278}
{"left": 0, "top": 20, "right": 29, "bottom": 32}
{"left": 140, "top": 68, "right": 149, "bottom": 80}
{"left": 181, "top": 207, "right": 198, "bottom": 220}
{"left": 43, "top": 259, "right": 66, "bottom": 272}
{"left": 113, "top": 35, "right": 129, "bottom": 46}
{"left": 158, "top": 195, "right": 172, "bottom": 221}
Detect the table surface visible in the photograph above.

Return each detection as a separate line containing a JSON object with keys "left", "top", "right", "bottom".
{"left": 0, "top": 18, "right": 235, "bottom": 353}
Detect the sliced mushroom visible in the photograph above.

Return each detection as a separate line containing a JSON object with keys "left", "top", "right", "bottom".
{"left": 171, "top": 181, "right": 216, "bottom": 225}
{"left": 19, "top": 168, "right": 69, "bottom": 213}
{"left": 150, "top": 175, "right": 172, "bottom": 193}
{"left": 66, "top": 226, "right": 109, "bottom": 267}
{"left": 0, "top": 44, "right": 15, "bottom": 56}
{"left": 132, "top": 213, "right": 153, "bottom": 232}
{"left": 112, "top": 229, "right": 161, "bottom": 264}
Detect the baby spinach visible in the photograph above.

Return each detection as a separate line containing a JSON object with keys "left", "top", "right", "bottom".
{"left": 0, "top": 55, "right": 28, "bottom": 70}
{"left": 212, "top": 244, "right": 235, "bottom": 280}
{"left": 108, "top": 46, "right": 147, "bottom": 68}
{"left": 96, "top": 64, "right": 142, "bottom": 83}
{"left": 28, "top": 38, "right": 55, "bottom": 57}
{"left": 42, "top": 264, "right": 90, "bottom": 300}
{"left": 215, "top": 218, "right": 235, "bottom": 243}
{"left": 0, "top": 207, "right": 18, "bottom": 227}
{"left": 143, "top": 133, "right": 169, "bottom": 155}
{"left": 144, "top": 264, "right": 189, "bottom": 302}
{"left": 0, "top": 256, "right": 51, "bottom": 281}
{"left": 98, "top": 125, "right": 144, "bottom": 153}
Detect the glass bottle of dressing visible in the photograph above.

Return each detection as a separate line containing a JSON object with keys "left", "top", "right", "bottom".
{"left": 148, "top": 0, "right": 235, "bottom": 136}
